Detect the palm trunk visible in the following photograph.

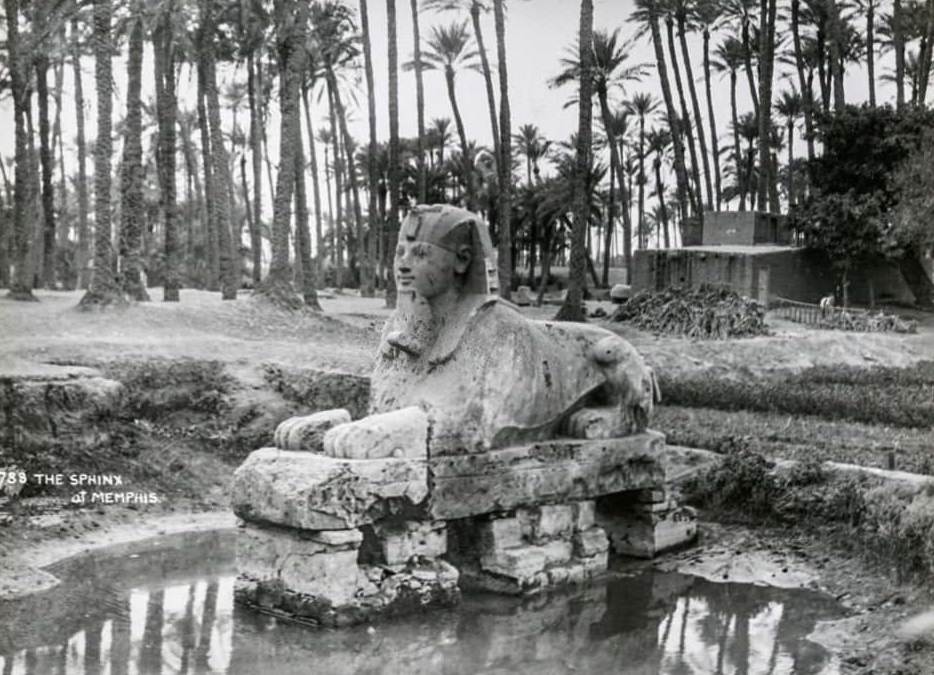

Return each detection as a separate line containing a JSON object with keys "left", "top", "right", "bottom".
{"left": 326, "top": 90, "right": 344, "bottom": 288}
{"left": 732, "top": 70, "right": 743, "bottom": 210}
{"left": 71, "top": 17, "right": 91, "bottom": 291}
{"left": 827, "top": 0, "right": 846, "bottom": 110}
{"left": 677, "top": 13, "right": 713, "bottom": 210}
{"left": 555, "top": 0, "right": 593, "bottom": 323}
{"left": 867, "top": 0, "right": 877, "bottom": 106}
{"left": 120, "top": 13, "right": 148, "bottom": 301}
{"left": 894, "top": 0, "right": 906, "bottom": 109}
{"left": 256, "top": 60, "right": 276, "bottom": 198}
{"left": 655, "top": 158, "right": 670, "bottom": 248}
{"left": 247, "top": 54, "right": 263, "bottom": 286}
{"left": 196, "top": 60, "right": 219, "bottom": 291}
{"left": 702, "top": 28, "right": 721, "bottom": 210}
{"left": 756, "top": 0, "right": 777, "bottom": 210}
{"left": 648, "top": 13, "right": 690, "bottom": 225}
{"left": 471, "top": 1, "right": 502, "bottom": 171}
{"left": 80, "top": 0, "right": 124, "bottom": 307}
{"left": 385, "top": 0, "right": 400, "bottom": 308}
{"left": 445, "top": 66, "right": 475, "bottom": 210}
{"left": 410, "top": 0, "right": 427, "bottom": 202}
{"left": 791, "top": 0, "right": 816, "bottom": 160}
{"left": 302, "top": 86, "right": 324, "bottom": 273}
{"left": 361, "top": 0, "right": 380, "bottom": 293}
{"left": 494, "top": 0, "right": 512, "bottom": 298}
{"left": 4, "top": 0, "right": 36, "bottom": 299}
{"left": 327, "top": 71, "right": 368, "bottom": 294}
{"left": 598, "top": 88, "right": 633, "bottom": 284}
{"left": 258, "top": 0, "right": 305, "bottom": 307}
{"left": 156, "top": 7, "right": 180, "bottom": 301}
{"left": 203, "top": 6, "right": 238, "bottom": 300}
{"left": 637, "top": 115, "right": 646, "bottom": 248}
{"left": 603, "top": 158, "right": 614, "bottom": 287}
{"left": 741, "top": 15, "right": 759, "bottom": 115}
{"left": 178, "top": 115, "right": 202, "bottom": 282}
{"left": 786, "top": 119, "right": 795, "bottom": 207}
{"left": 918, "top": 0, "right": 934, "bottom": 104}
{"left": 53, "top": 58, "right": 68, "bottom": 253}
{"left": 666, "top": 14, "right": 702, "bottom": 220}
{"left": 294, "top": 110, "right": 321, "bottom": 310}
{"left": 35, "top": 54, "right": 57, "bottom": 289}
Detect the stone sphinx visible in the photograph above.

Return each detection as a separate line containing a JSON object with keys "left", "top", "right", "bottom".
{"left": 278, "top": 204, "right": 661, "bottom": 458}
{"left": 232, "top": 205, "right": 699, "bottom": 627}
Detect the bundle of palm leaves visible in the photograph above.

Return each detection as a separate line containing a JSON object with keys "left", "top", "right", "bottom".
{"left": 611, "top": 285, "right": 768, "bottom": 339}
{"left": 820, "top": 310, "right": 917, "bottom": 334}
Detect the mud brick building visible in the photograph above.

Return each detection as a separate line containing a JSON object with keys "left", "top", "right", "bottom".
{"left": 632, "top": 211, "right": 918, "bottom": 307}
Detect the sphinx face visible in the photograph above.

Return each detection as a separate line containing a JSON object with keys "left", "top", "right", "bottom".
{"left": 394, "top": 240, "right": 459, "bottom": 300}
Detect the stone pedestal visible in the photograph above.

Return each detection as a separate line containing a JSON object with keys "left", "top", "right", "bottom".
{"left": 596, "top": 488, "right": 698, "bottom": 559}
{"left": 235, "top": 520, "right": 459, "bottom": 627}
{"left": 450, "top": 500, "right": 610, "bottom": 595}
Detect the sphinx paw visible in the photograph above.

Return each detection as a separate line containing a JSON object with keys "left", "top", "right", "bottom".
{"left": 273, "top": 409, "right": 352, "bottom": 451}
{"left": 322, "top": 407, "right": 429, "bottom": 459}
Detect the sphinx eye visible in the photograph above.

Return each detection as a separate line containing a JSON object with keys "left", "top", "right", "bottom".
{"left": 412, "top": 244, "right": 429, "bottom": 258}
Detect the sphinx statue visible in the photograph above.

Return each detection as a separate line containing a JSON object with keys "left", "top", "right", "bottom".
{"left": 233, "top": 205, "right": 699, "bottom": 626}
{"left": 277, "top": 204, "right": 660, "bottom": 458}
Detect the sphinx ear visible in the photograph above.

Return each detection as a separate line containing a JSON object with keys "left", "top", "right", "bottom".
{"left": 453, "top": 244, "right": 473, "bottom": 274}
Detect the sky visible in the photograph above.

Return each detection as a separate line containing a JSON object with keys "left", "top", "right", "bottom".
{"left": 0, "top": 0, "right": 915, "bottom": 227}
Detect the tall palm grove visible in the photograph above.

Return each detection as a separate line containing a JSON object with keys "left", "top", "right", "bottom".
{"left": 1, "top": 0, "right": 932, "bottom": 318}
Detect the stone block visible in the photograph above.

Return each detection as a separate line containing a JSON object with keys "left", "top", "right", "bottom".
{"left": 530, "top": 504, "right": 574, "bottom": 542}
{"left": 324, "top": 406, "right": 429, "bottom": 460}
{"left": 237, "top": 525, "right": 366, "bottom": 606}
{"left": 610, "top": 284, "right": 632, "bottom": 302}
{"left": 513, "top": 285, "right": 533, "bottom": 307}
{"left": 572, "top": 501, "right": 595, "bottom": 531}
{"left": 481, "top": 546, "right": 547, "bottom": 581}
{"left": 599, "top": 506, "right": 697, "bottom": 559}
{"left": 275, "top": 409, "right": 352, "bottom": 451}
{"left": 308, "top": 529, "right": 364, "bottom": 549}
{"left": 538, "top": 540, "right": 573, "bottom": 566}
{"left": 573, "top": 527, "right": 609, "bottom": 558}
{"left": 232, "top": 448, "right": 428, "bottom": 530}
{"left": 479, "top": 516, "right": 523, "bottom": 555}
{"left": 634, "top": 488, "right": 667, "bottom": 504}
{"left": 375, "top": 520, "right": 447, "bottom": 566}
{"left": 428, "top": 433, "right": 666, "bottom": 520}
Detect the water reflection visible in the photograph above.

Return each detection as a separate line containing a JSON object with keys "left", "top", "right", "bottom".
{"left": 0, "top": 531, "right": 844, "bottom": 674}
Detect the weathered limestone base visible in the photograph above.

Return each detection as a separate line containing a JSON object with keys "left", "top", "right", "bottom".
{"left": 235, "top": 520, "right": 459, "bottom": 627}
{"left": 596, "top": 488, "right": 698, "bottom": 559}
{"left": 449, "top": 501, "right": 610, "bottom": 595}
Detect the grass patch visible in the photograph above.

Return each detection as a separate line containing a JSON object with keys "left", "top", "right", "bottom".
{"left": 659, "top": 362, "right": 934, "bottom": 428}
{"left": 685, "top": 451, "right": 934, "bottom": 582}
{"left": 656, "top": 406, "right": 934, "bottom": 473}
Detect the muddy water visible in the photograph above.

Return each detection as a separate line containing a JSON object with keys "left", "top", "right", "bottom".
{"left": 0, "top": 530, "right": 846, "bottom": 674}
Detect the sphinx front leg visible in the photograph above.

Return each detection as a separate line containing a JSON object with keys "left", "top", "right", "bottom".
{"left": 323, "top": 406, "right": 430, "bottom": 459}
{"left": 274, "top": 409, "right": 352, "bottom": 451}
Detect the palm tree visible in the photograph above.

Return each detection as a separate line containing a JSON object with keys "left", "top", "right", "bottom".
{"left": 631, "top": 0, "right": 692, "bottom": 225}
{"left": 80, "top": 0, "right": 125, "bottom": 307}
{"left": 119, "top": 7, "right": 148, "bottom": 301}
{"left": 301, "top": 84, "right": 325, "bottom": 272}
{"left": 675, "top": 0, "right": 714, "bottom": 210}
{"left": 646, "top": 127, "right": 672, "bottom": 248}
{"left": 789, "top": 0, "right": 816, "bottom": 160}
{"left": 556, "top": 0, "right": 594, "bottom": 322}
{"left": 550, "top": 28, "right": 645, "bottom": 283}
{"left": 713, "top": 36, "right": 744, "bottom": 209}
{"left": 734, "top": 111, "right": 758, "bottom": 210}
{"left": 513, "top": 124, "right": 552, "bottom": 185}
{"left": 625, "top": 92, "right": 658, "bottom": 249}
{"left": 386, "top": 0, "right": 401, "bottom": 307}
{"left": 775, "top": 89, "right": 802, "bottom": 207}
{"left": 4, "top": 0, "right": 36, "bottom": 300}
{"left": 722, "top": 0, "right": 759, "bottom": 114}
{"left": 154, "top": 0, "right": 180, "bottom": 302}
{"left": 409, "top": 0, "right": 427, "bottom": 202}
{"left": 493, "top": 0, "right": 513, "bottom": 299}
{"left": 695, "top": 0, "right": 724, "bottom": 209}
{"left": 33, "top": 0, "right": 57, "bottom": 289}
{"left": 409, "top": 21, "right": 480, "bottom": 209}
{"left": 756, "top": 0, "right": 778, "bottom": 210}
{"left": 257, "top": 0, "right": 309, "bottom": 308}
{"left": 360, "top": 0, "right": 381, "bottom": 292}
{"left": 71, "top": 16, "right": 91, "bottom": 291}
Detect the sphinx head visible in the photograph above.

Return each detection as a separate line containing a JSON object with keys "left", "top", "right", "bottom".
{"left": 394, "top": 205, "right": 495, "bottom": 302}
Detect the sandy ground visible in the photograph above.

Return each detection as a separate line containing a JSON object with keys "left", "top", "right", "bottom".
{"left": 2, "top": 288, "right": 932, "bottom": 383}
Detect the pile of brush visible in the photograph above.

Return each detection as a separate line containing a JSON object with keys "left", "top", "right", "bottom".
{"left": 611, "top": 285, "right": 769, "bottom": 339}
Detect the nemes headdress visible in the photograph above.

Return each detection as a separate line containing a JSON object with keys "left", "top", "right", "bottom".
{"left": 399, "top": 205, "right": 499, "bottom": 295}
